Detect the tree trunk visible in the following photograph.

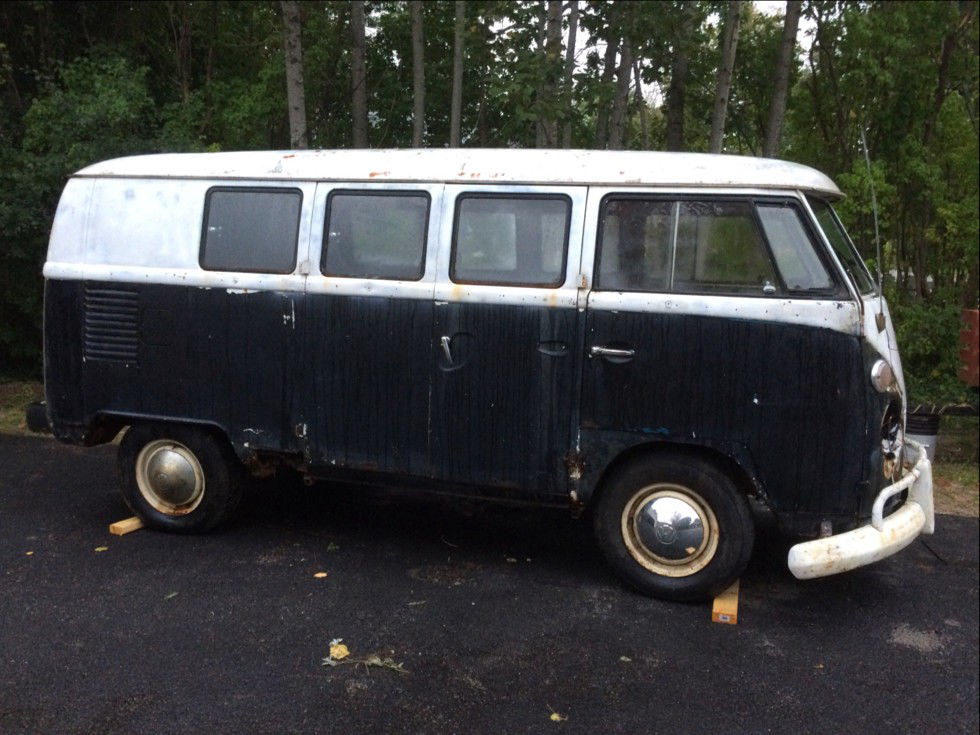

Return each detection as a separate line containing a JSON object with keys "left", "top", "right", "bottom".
{"left": 594, "top": 5, "right": 621, "bottom": 149}
{"left": 665, "top": 1, "right": 696, "bottom": 152}
{"left": 410, "top": 0, "right": 425, "bottom": 147}
{"left": 166, "top": 1, "right": 193, "bottom": 104}
{"left": 922, "top": 2, "right": 973, "bottom": 148}
{"left": 708, "top": 0, "right": 742, "bottom": 153}
{"left": 812, "top": 5, "right": 849, "bottom": 166}
{"left": 633, "top": 60, "right": 649, "bottom": 150}
{"left": 535, "top": 3, "right": 547, "bottom": 148}
{"left": 763, "top": 0, "right": 802, "bottom": 157}
{"left": 561, "top": 0, "right": 578, "bottom": 148}
{"left": 350, "top": 0, "right": 368, "bottom": 148}
{"left": 281, "top": 1, "right": 308, "bottom": 149}
{"left": 449, "top": 0, "right": 464, "bottom": 147}
{"left": 536, "top": 0, "right": 562, "bottom": 148}
{"left": 804, "top": 21, "right": 832, "bottom": 156}
{"left": 608, "top": 35, "right": 633, "bottom": 150}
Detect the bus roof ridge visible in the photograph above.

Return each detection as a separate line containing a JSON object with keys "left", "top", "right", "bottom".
{"left": 74, "top": 148, "right": 841, "bottom": 196}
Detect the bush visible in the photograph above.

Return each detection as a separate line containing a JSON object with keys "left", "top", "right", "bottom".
{"left": 891, "top": 297, "right": 974, "bottom": 405}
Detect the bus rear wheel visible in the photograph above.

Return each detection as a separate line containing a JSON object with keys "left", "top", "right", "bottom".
{"left": 593, "top": 453, "right": 754, "bottom": 601}
{"left": 118, "top": 423, "right": 242, "bottom": 533}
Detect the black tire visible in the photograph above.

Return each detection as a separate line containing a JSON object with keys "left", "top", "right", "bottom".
{"left": 593, "top": 453, "right": 754, "bottom": 601}
{"left": 118, "top": 423, "right": 243, "bottom": 533}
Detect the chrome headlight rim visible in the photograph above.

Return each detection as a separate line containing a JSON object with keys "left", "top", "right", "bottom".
{"left": 871, "top": 358, "right": 898, "bottom": 394}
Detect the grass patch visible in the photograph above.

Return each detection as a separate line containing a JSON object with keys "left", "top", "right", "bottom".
{"left": 0, "top": 380, "right": 43, "bottom": 435}
{"left": 935, "top": 414, "right": 979, "bottom": 464}
{"left": 933, "top": 461, "right": 979, "bottom": 517}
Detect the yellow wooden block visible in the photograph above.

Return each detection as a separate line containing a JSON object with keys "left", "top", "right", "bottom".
{"left": 109, "top": 516, "right": 144, "bottom": 536}
{"left": 711, "top": 579, "right": 740, "bottom": 625}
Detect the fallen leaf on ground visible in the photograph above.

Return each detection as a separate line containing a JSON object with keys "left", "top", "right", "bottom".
{"left": 360, "top": 654, "right": 409, "bottom": 674}
{"left": 321, "top": 642, "right": 409, "bottom": 674}
{"left": 313, "top": 571, "right": 328, "bottom": 579}
{"left": 94, "top": 546, "right": 108, "bottom": 552}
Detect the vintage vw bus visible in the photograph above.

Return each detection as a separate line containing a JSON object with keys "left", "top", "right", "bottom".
{"left": 32, "top": 149, "right": 934, "bottom": 600}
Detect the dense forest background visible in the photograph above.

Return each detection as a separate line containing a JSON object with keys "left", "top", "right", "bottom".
{"left": 0, "top": 0, "right": 977, "bottom": 403}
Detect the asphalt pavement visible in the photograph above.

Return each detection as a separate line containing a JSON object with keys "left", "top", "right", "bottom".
{"left": 1, "top": 433, "right": 977, "bottom": 734}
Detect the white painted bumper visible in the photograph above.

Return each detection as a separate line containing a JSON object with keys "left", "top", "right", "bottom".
{"left": 787, "top": 440, "right": 935, "bottom": 580}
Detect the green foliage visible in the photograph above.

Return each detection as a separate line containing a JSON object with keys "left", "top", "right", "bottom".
{"left": 23, "top": 53, "right": 157, "bottom": 167}
{"left": 888, "top": 295, "right": 973, "bottom": 405}
{"left": 725, "top": 8, "right": 782, "bottom": 154}
{"left": 1, "top": 52, "right": 158, "bottom": 376}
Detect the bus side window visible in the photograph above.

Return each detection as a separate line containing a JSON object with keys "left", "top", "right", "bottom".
{"left": 756, "top": 203, "right": 835, "bottom": 292}
{"left": 451, "top": 195, "right": 570, "bottom": 287}
{"left": 595, "top": 198, "right": 672, "bottom": 292}
{"left": 673, "top": 200, "right": 777, "bottom": 294}
{"left": 200, "top": 187, "right": 301, "bottom": 274}
{"left": 322, "top": 191, "right": 429, "bottom": 280}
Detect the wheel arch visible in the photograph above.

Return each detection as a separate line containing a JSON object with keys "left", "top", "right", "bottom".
{"left": 110, "top": 414, "right": 237, "bottom": 453}
{"left": 584, "top": 439, "right": 764, "bottom": 513}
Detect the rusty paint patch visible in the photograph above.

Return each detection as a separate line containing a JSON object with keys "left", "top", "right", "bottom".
{"left": 565, "top": 451, "right": 585, "bottom": 481}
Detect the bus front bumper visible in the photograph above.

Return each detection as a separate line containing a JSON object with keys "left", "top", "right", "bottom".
{"left": 787, "top": 440, "right": 935, "bottom": 580}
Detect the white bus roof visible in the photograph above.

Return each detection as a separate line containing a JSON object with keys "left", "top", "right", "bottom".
{"left": 75, "top": 149, "right": 842, "bottom": 198}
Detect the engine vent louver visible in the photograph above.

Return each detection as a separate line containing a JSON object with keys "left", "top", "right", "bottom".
{"left": 83, "top": 287, "right": 139, "bottom": 365}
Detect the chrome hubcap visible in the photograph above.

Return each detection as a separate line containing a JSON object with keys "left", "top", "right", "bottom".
{"left": 621, "top": 485, "right": 719, "bottom": 577}
{"left": 135, "top": 439, "right": 205, "bottom": 515}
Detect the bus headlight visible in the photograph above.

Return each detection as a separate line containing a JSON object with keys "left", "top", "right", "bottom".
{"left": 871, "top": 359, "right": 897, "bottom": 393}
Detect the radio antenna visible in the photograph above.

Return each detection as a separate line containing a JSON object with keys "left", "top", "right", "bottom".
{"left": 859, "top": 126, "right": 886, "bottom": 332}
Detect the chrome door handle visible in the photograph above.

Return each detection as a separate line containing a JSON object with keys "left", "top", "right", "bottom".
{"left": 440, "top": 335, "right": 454, "bottom": 365}
{"left": 590, "top": 345, "right": 635, "bottom": 359}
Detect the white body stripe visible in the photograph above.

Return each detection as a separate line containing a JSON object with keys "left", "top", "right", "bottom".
{"left": 587, "top": 291, "right": 860, "bottom": 334}
{"left": 44, "top": 153, "right": 861, "bottom": 333}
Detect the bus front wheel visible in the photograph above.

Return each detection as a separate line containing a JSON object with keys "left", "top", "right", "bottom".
{"left": 593, "top": 453, "right": 754, "bottom": 601}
